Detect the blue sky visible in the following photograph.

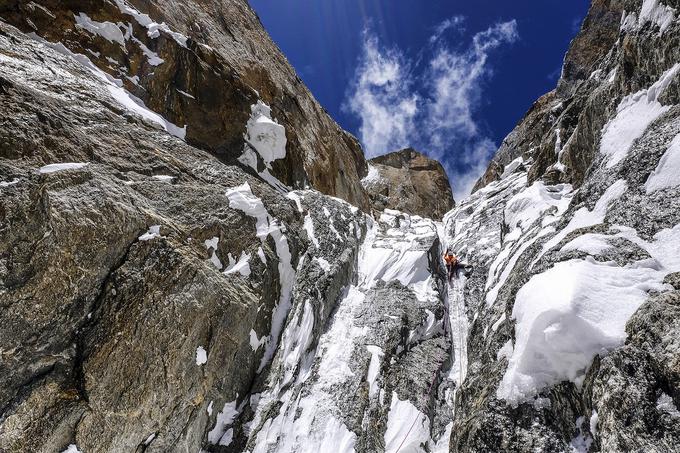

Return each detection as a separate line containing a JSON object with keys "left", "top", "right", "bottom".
{"left": 250, "top": 0, "right": 590, "bottom": 198}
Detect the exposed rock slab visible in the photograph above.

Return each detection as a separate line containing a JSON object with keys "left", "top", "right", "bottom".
{"left": 362, "top": 148, "right": 455, "bottom": 220}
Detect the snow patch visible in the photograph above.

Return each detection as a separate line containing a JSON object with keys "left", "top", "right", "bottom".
{"left": 600, "top": 64, "right": 679, "bottom": 168}
{"left": 590, "top": 411, "right": 598, "bottom": 438}
{"left": 569, "top": 416, "right": 593, "bottom": 453}
{"left": 38, "top": 162, "right": 89, "bottom": 174}
{"left": 0, "top": 178, "right": 20, "bottom": 187}
{"left": 204, "top": 237, "right": 223, "bottom": 270}
{"left": 314, "top": 257, "right": 331, "bottom": 272}
{"left": 491, "top": 313, "right": 506, "bottom": 332}
{"left": 497, "top": 257, "right": 667, "bottom": 405}
{"left": 361, "top": 164, "right": 383, "bottom": 186}
{"left": 645, "top": 133, "right": 680, "bottom": 193}
{"left": 366, "top": 345, "right": 384, "bottom": 398}
{"left": 384, "top": 392, "right": 430, "bottom": 453}
{"left": 561, "top": 234, "right": 613, "bottom": 255}
{"left": 497, "top": 339, "right": 513, "bottom": 361}
{"left": 245, "top": 101, "right": 287, "bottom": 168}
{"left": 536, "top": 179, "right": 628, "bottom": 262}
{"left": 657, "top": 392, "right": 680, "bottom": 417}
{"left": 30, "top": 34, "right": 186, "bottom": 139}
{"left": 639, "top": 0, "right": 676, "bottom": 33}
{"left": 304, "top": 214, "right": 319, "bottom": 248}
{"left": 196, "top": 346, "right": 207, "bottom": 365}
{"left": 74, "top": 13, "right": 126, "bottom": 46}
{"left": 208, "top": 400, "right": 240, "bottom": 445}
{"left": 501, "top": 157, "right": 524, "bottom": 178}
{"left": 257, "top": 246, "right": 267, "bottom": 264}
{"left": 226, "top": 182, "right": 294, "bottom": 371}
{"left": 224, "top": 252, "right": 251, "bottom": 277}
{"left": 113, "top": 0, "right": 188, "bottom": 47}
{"left": 250, "top": 329, "right": 266, "bottom": 352}
{"left": 61, "top": 445, "right": 82, "bottom": 453}
{"left": 138, "top": 225, "right": 162, "bottom": 241}
{"left": 176, "top": 89, "right": 195, "bottom": 99}
{"left": 143, "top": 433, "right": 156, "bottom": 446}
{"left": 133, "top": 38, "right": 164, "bottom": 66}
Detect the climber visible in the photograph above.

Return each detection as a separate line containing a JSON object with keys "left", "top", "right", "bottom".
{"left": 443, "top": 249, "right": 474, "bottom": 281}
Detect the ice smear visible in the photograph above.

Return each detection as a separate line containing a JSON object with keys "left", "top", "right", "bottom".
{"left": 226, "top": 182, "right": 294, "bottom": 372}
{"left": 384, "top": 392, "right": 430, "bottom": 453}
{"left": 600, "top": 63, "right": 679, "bottom": 168}
{"left": 74, "top": 13, "right": 126, "bottom": 46}
{"left": 39, "top": 162, "right": 89, "bottom": 174}
{"left": 645, "top": 133, "right": 680, "bottom": 193}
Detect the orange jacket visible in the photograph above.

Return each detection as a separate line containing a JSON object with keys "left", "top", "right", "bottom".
{"left": 443, "top": 254, "right": 458, "bottom": 265}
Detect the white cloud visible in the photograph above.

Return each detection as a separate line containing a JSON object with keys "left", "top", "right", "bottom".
{"left": 345, "top": 33, "right": 419, "bottom": 157}
{"left": 345, "top": 19, "right": 518, "bottom": 201}
{"left": 429, "top": 15, "right": 465, "bottom": 43}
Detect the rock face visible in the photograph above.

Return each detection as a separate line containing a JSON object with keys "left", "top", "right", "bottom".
{"left": 0, "top": 7, "right": 455, "bottom": 452}
{"left": 362, "top": 148, "right": 455, "bottom": 220}
{"left": 0, "top": 0, "right": 369, "bottom": 208}
{"left": 3, "top": 0, "right": 680, "bottom": 452}
{"left": 446, "top": 0, "right": 680, "bottom": 451}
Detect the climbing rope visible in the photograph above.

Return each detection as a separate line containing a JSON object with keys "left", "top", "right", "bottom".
{"left": 394, "top": 358, "right": 445, "bottom": 453}
{"left": 453, "top": 277, "right": 466, "bottom": 383}
{"left": 394, "top": 273, "right": 465, "bottom": 453}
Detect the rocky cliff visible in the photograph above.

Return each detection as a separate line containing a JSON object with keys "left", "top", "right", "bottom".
{"left": 362, "top": 148, "right": 455, "bottom": 220}
{"left": 0, "top": 0, "right": 369, "bottom": 208}
{"left": 451, "top": 0, "right": 680, "bottom": 451}
{"left": 2, "top": 0, "right": 680, "bottom": 452}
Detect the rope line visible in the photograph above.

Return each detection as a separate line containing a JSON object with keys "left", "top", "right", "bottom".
{"left": 395, "top": 271, "right": 463, "bottom": 453}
